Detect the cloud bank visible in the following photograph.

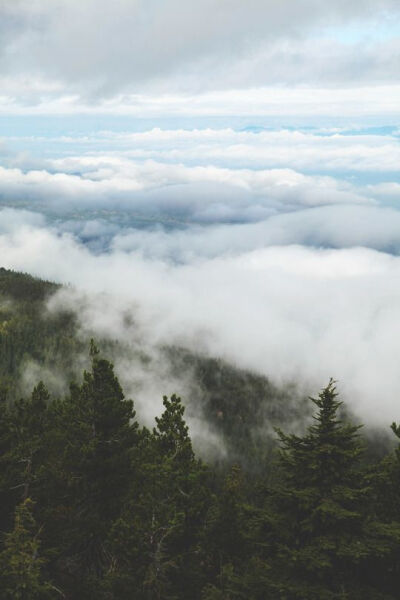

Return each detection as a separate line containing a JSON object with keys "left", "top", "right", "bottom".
{"left": 1, "top": 126, "right": 399, "bottom": 230}
{"left": 0, "top": 0, "right": 399, "bottom": 114}
{"left": 0, "top": 0, "right": 399, "bottom": 436}
{"left": 1, "top": 206, "right": 400, "bottom": 429}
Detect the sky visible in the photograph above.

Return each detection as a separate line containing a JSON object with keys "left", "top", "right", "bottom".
{"left": 0, "top": 0, "right": 400, "bottom": 427}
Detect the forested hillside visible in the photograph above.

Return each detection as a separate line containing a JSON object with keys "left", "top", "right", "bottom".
{"left": 0, "top": 269, "right": 399, "bottom": 599}
{"left": 0, "top": 268, "right": 80, "bottom": 399}
{"left": 0, "top": 268, "right": 308, "bottom": 469}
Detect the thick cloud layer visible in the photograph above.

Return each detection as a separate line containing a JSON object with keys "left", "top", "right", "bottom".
{"left": 1, "top": 126, "right": 399, "bottom": 229}
{"left": 1, "top": 206, "right": 400, "bottom": 428}
{"left": 0, "top": 0, "right": 399, "bottom": 112}
{"left": 1, "top": 1, "right": 399, "bottom": 432}
{"left": 1, "top": 1, "right": 397, "bottom": 84}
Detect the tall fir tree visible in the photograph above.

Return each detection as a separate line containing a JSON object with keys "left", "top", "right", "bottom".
{"left": 262, "top": 380, "right": 396, "bottom": 599}
{"left": 54, "top": 342, "right": 140, "bottom": 597}
{"left": 106, "top": 394, "right": 210, "bottom": 600}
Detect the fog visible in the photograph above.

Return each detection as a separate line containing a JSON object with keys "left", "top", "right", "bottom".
{"left": 1, "top": 204, "right": 400, "bottom": 428}
{"left": 0, "top": 0, "right": 399, "bottom": 439}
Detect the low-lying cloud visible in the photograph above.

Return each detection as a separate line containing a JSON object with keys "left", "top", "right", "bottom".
{"left": 2, "top": 125, "right": 400, "bottom": 229}
{"left": 1, "top": 206, "right": 400, "bottom": 429}
{"left": 2, "top": 0, "right": 400, "bottom": 453}
{"left": 0, "top": 122, "right": 399, "bottom": 431}
{"left": 0, "top": 161, "right": 372, "bottom": 223}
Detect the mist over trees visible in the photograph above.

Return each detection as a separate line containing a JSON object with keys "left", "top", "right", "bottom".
{"left": 1, "top": 0, "right": 400, "bottom": 596}
{"left": 0, "top": 269, "right": 400, "bottom": 599}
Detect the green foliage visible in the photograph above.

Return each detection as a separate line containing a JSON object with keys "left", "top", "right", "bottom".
{"left": 0, "top": 268, "right": 81, "bottom": 402}
{"left": 49, "top": 345, "right": 140, "bottom": 596}
{"left": 0, "top": 269, "right": 399, "bottom": 598}
{"left": 263, "top": 380, "right": 398, "bottom": 599}
{"left": 165, "top": 347, "right": 309, "bottom": 472}
{"left": 106, "top": 394, "right": 210, "bottom": 600}
{"left": 0, "top": 498, "right": 55, "bottom": 599}
{"left": 0, "top": 268, "right": 313, "bottom": 470}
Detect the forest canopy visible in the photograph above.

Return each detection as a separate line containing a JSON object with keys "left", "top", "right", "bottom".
{"left": 0, "top": 269, "right": 399, "bottom": 599}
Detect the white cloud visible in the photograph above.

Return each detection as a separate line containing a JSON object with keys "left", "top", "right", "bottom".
{"left": 368, "top": 182, "right": 400, "bottom": 200}
{"left": 111, "top": 205, "right": 400, "bottom": 259}
{"left": 8, "top": 127, "right": 400, "bottom": 175}
{"left": 0, "top": 207, "right": 45, "bottom": 232}
{"left": 0, "top": 158, "right": 373, "bottom": 222}
{"left": 0, "top": 1, "right": 398, "bottom": 119}
{"left": 1, "top": 0, "right": 399, "bottom": 98}
{"left": 84, "top": 127, "right": 400, "bottom": 172}
{"left": 1, "top": 0, "right": 400, "bottom": 436}
{"left": 1, "top": 211, "right": 400, "bottom": 427}
{"left": 2, "top": 85, "right": 400, "bottom": 118}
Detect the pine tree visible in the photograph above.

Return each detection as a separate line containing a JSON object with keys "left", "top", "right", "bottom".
{"left": 0, "top": 391, "right": 14, "bottom": 532}
{"left": 106, "top": 395, "right": 210, "bottom": 600}
{"left": 0, "top": 381, "right": 52, "bottom": 539}
{"left": 200, "top": 464, "right": 248, "bottom": 600}
{"left": 13, "top": 382, "right": 51, "bottom": 501}
{"left": 55, "top": 342, "right": 140, "bottom": 597}
{"left": 263, "top": 380, "right": 395, "bottom": 599}
{"left": 0, "top": 498, "right": 55, "bottom": 599}
{"left": 368, "top": 422, "right": 400, "bottom": 596}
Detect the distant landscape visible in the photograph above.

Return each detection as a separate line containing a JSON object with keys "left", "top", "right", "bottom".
{"left": 1, "top": 1, "right": 400, "bottom": 598}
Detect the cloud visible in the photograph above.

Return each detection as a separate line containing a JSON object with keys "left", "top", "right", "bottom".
{"left": 0, "top": 207, "right": 45, "bottom": 232}
{"left": 111, "top": 205, "right": 400, "bottom": 259}
{"left": 0, "top": 0, "right": 399, "bottom": 109}
{"left": 7, "top": 121, "right": 400, "bottom": 224}
{"left": 6, "top": 126, "right": 400, "bottom": 176}
{"left": 3, "top": 126, "right": 400, "bottom": 239}
{"left": 1, "top": 207, "right": 400, "bottom": 429}
{"left": 2, "top": 85, "right": 400, "bottom": 118}
{"left": 0, "top": 158, "right": 373, "bottom": 223}
{"left": 0, "top": 0, "right": 399, "bottom": 436}
{"left": 92, "top": 127, "right": 400, "bottom": 172}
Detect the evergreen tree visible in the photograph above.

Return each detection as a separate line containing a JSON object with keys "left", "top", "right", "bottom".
{"left": 1, "top": 271, "right": 400, "bottom": 600}
{"left": 54, "top": 342, "right": 140, "bottom": 597}
{"left": 0, "top": 381, "right": 52, "bottom": 537}
{"left": 264, "top": 380, "right": 394, "bottom": 599}
{"left": 12, "top": 382, "right": 51, "bottom": 501}
{"left": 106, "top": 395, "right": 210, "bottom": 600}
{"left": 368, "top": 422, "right": 400, "bottom": 596}
{"left": 0, "top": 498, "right": 55, "bottom": 599}
{"left": 200, "top": 464, "right": 249, "bottom": 600}
{"left": 0, "top": 392, "right": 14, "bottom": 532}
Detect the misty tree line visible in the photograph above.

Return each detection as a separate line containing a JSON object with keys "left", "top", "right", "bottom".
{"left": 1, "top": 342, "right": 400, "bottom": 599}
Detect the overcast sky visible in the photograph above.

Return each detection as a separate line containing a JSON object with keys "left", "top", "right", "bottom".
{"left": 1, "top": 1, "right": 400, "bottom": 426}
{"left": 0, "top": 0, "right": 399, "bottom": 114}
